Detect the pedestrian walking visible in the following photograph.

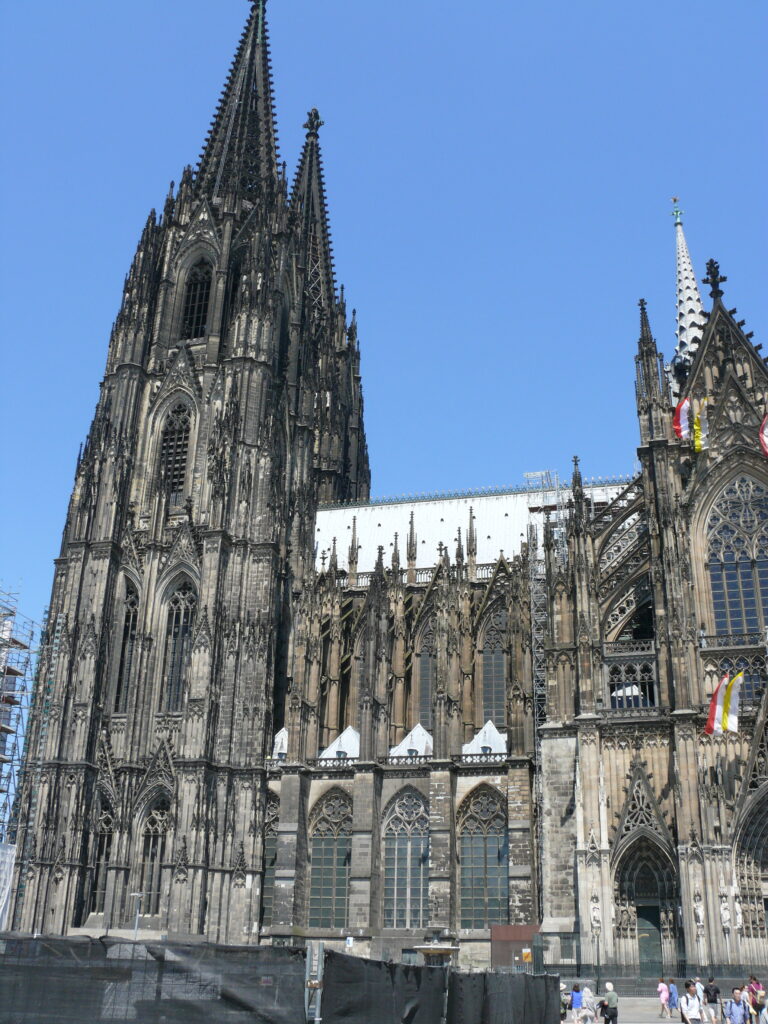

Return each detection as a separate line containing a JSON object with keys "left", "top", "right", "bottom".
{"left": 597, "top": 982, "right": 619, "bottom": 1024}
{"left": 659, "top": 979, "right": 671, "bottom": 1019}
{"left": 669, "top": 980, "right": 680, "bottom": 1018}
{"left": 757, "top": 991, "right": 767, "bottom": 1024}
{"left": 724, "top": 989, "right": 750, "bottom": 1024}
{"left": 578, "top": 985, "right": 597, "bottom": 1024}
{"left": 747, "top": 979, "right": 765, "bottom": 1018}
{"left": 572, "top": 984, "right": 584, "bottom": 1024}
{"left": 681, "top": 981, "right": 703, "bottom": 1024}
{"left": 703, "top": 978, "right": 721, "bottom": 1024}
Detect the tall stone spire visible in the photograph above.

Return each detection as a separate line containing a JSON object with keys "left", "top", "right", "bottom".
{"left": 195, "top": 0, "right": 278, "bottom": 204}
{"left": 671, "top": 199, "right": 705, "bottom": 365}
{"left": 290, "top": 109, "right": 336, "bottom": 312}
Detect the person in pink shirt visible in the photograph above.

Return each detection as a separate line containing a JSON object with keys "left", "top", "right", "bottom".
{"left": 659, "top": 980, "right": 671, "bottom": 1019}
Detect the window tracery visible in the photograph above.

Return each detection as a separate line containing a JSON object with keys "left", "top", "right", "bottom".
{"left": 89, "top": 808, "right": 114, "bottom": 914}
{"left": 139, "top": 799, "right": 170, "bottom": 916}
{"left": 260, "top": 794, "right": 279, "bottom": 928}
{"left": 457, "top": 787, "right": 509, "bottom": 929}
{"left": 162, "top": 581, "right": 197, "bottom": 711}
{"left": 180, "top": 259, "right": 212, "bottom": 339}
{"left": 159, "top": 404, "right": 191, "bottom": 507}
{"left": 481, "top": 607, "right": 507, "bottom": 725}
{"left": 308, "top": 790, "right": 351, "bottom": 928}
{"left": 114, "top": 584, "right": 138, "bottom": 713}
{"left": 707, "top": 476, "right": 768, "bottom": 635}
{"left": 417, "top": 620, "right": 436, "bottom": 729}
{"left": 382, "top": 789, "right": 429, "bottom": 929}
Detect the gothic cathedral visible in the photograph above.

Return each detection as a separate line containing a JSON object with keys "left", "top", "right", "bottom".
{"left": 11, "top": 2, "right": 767, "bottom": 971}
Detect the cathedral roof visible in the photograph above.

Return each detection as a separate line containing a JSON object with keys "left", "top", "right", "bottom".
{"left": 315, "top": 477, "right": 626, "bottom": 573}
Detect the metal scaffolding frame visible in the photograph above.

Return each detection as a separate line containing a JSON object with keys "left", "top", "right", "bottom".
{"left": 0, "top": 589, "right": 37, "bottom": 844}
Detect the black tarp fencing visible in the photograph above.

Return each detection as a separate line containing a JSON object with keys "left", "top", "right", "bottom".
{"left": 0, "top": 935, "right": 559, "bottom": 1024}
{"left": 446, "top": 968, "right": 560, "bottom": 1024}
{"left": 321, "top": 950, "right": 447, "bottom": 1024}
{"left": 0, "top": 936, "right": 306, "bottom": 1024}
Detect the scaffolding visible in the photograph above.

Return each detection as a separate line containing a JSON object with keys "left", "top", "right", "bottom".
{"left": 0, "top": 588, "right": 38, "bottom": 929}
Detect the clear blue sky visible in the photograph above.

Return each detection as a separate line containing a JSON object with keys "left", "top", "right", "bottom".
{"left": 1, "top": 0, "right": 766, "bottom": 624}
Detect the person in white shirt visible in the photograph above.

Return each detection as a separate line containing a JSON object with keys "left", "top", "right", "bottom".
{"left": 681, "top": 981, "right": 703, "bottom": 1024}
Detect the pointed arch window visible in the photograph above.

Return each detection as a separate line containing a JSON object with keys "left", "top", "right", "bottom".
{"left": 382, "top": 789, "right": 429, "bottom": 929}
{"left": 260, "top": 795, "right": 280, "bottom": 928}
{"left": 458, "top": 787, "right": 509, "bottom": 929}
{"left": 308, "top": 790, "right": 352, "bottom": 928}
{"left": 162, "top": 581, "right": 197, "bottom": 711}
{"left": 114, "top": 583, "right": 139, "bottom": 713}
{"left": 707, "top": 476, "right": 768, "bottom": 636}
{"left": 417, "top": 621, "right": 436, "bottom": 729}
{"left": 180, "top": 259, "right": 212, "bottom": 339}
{"left": 159, "top": 404, "right": 192, "bottom": 507}
{"left": 481, "top": 607, "right": 508, "bottom": 725}
{"left": 139, "top": 798, "right": 170, "bottom": 916}
{"left": 89, "top": 808, "right": 114, "bottom": 914}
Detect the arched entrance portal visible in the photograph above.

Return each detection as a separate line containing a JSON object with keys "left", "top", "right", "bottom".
{"left": 614, "top": 837, "right": 680, "bottom": 973}
{"left": 734, "top": 788, "right": 768, "bottom": 963}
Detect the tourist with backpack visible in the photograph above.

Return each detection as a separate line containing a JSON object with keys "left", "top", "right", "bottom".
{"left": 681, "top": 981, "right": 703, "bottom": 1024}
{"left": 723, "top": 988, "right": 750, "bottom": 1024}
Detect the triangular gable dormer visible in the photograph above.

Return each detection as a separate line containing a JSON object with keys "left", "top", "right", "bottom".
{"left": 390, "top": 723, "right": 433, "bottom": 757}
{"left": 474, "top": 556, "right": 512, "bottom": 622}
{"left": 612, "top": 758, "right": 674, "bottom": 858}
{"left": 160, "top": 518, "right": 201, "bottom": 576}
{"left": 175, "top": 198, "right": 222, "bottom": 262}
{"left": 133, "top": 737, "right": 176, "bottom": 810}
{"left": 150, "top": 343, "right": 202, "bottom": 411}
{"left": 679, "top": 262, "right": 768, "bottom": 412}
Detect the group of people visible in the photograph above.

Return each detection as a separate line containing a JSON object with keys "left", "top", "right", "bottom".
{"left": 560, "top": 982, "right": 619, "bottom": 1024}
{"left": 659, "top": 976, "right": 767, "bottom": 1024}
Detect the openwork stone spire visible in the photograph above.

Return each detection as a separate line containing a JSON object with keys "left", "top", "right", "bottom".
{"left": 671, "top": 199, "right": 705, "bottom": 365}
{"left": 195, "top": 0, "right": 278, "bottom": 203}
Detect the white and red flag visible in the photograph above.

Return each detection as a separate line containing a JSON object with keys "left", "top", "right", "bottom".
{"left": 673, "top": 397, "right": 691, "bottom": 440}
{"left": 704, "top": 671, "right": 744, "bottom": 735}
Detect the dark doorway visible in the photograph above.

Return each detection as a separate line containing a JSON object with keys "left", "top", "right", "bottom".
{"left": 636, "top": 904, "right": 663, "bottom": 976}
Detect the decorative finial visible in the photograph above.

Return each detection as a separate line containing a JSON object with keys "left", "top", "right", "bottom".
{"left": 670, "top": 196, "right": 684, "bottom": 225}
{"left": 303, "top": 108, "right": 324, "bottom": 136}
{"left": 638, "top": 298, "right": 653, "bottom": 341}
{"left": 703, "top": 258, "right": 727, "bottom": 299}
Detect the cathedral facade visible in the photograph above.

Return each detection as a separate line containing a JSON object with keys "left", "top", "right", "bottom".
{"left": 10, "top": 2, "right": 768, "bottom": 972}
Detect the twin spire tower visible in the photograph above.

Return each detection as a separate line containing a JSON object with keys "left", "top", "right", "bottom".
{"left": 11, "top": 0, "right": 368, "bottom": 938}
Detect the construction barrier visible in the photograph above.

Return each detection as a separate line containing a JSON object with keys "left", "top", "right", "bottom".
{"left": 0, "top": 935, "right": 559, "bottom": 1024}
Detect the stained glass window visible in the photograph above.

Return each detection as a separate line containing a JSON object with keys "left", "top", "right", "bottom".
{"left": 382, "top": 789, "right": 429, "bottom": 929}
{"left": 308, "top": 790, "right": 351, "bottom": 928}
{"left": 458, "top": 787, "right": 509, "bottom": 929}
{"left": 707, "top": 476, "right": 768, "bottom": 635}
{"left": 260, "top": 795, "right": 279, "bottom": 928}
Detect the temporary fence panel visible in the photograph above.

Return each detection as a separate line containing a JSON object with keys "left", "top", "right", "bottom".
{"left": 321, "top": 950, "right": 446, "bottom": 1024}
{"left": 447, "top": 969, "right": 560, "bottom": 1024}
{"left": 0, "top": 936, "right": 306, "bottom": 1024}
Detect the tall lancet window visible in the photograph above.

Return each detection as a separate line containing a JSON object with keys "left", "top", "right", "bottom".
{"left": 481, "top": 607, "right": 507, "bottom": 725}
{"left": 159, "top": 404, "right": 191, "bottom": 507}
{"left": 180, "top": 259, "right": 212, "bottom": 339}
{"left": 162, "top": 581, "right": 197, "bottom": 711}
{"left": 114, "top": 583, "right": 139, "bottom": 713}
{"left": 139, "top": 798, "right": 170, "bottom": 916}
{"left": 382, "top": 789, "right": 430, "bottom": 929}
{"left": 89, "top": 808, "right": 114, "bottom": 914}
{"left": 417, "top": 620, "right": 436, "bottom": 729}
{"left": 308, "top": 790, "right": 352, "bottom": 928}
{"left": 458, "top": 786, "right": 509, "bottom": 929}
{"left": 707, "top": 476, "right": 768, "bottom": 635}
{"left": 260, "top": 794, "right": 280, "bottom": 928}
